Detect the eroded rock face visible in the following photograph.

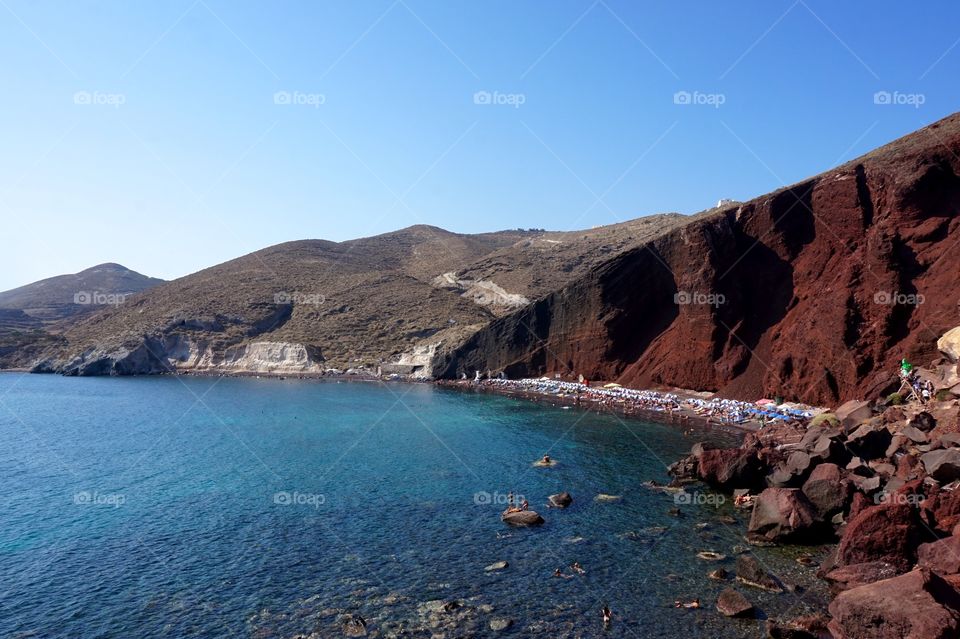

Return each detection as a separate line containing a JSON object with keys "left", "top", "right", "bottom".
{"left": 939, "top": 326, "right": 960, "bottom": 363}
{"left": 828, "top": 569, "right": 960, "bottom": 639}
{"left": 436, "top": 114, "right": 960, "bottom": 405}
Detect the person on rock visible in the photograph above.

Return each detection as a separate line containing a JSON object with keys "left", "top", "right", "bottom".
{"left": 520, "top": 499, "right": 529, "bottom": 511}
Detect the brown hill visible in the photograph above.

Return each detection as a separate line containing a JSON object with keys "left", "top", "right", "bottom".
{"left": 29, "top": 217, "right": 694, "bottom": 376}
{"left": 434, "top": 112, "right": 960, "bottom": 405}
{"left": 0, "top": 263, "right": 164, "bottom": 369}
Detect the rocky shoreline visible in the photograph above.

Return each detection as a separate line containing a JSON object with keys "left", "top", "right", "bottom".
{"left": 667, "top": 354, "right": 960, "bottom": 637}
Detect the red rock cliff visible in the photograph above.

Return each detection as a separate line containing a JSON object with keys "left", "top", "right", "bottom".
{"left": 435, "top": 113, "right": 960, "bottom": 405}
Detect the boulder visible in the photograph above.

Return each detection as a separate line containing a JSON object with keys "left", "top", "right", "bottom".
{"left": 716, "top": 587, "right": 754, "bottom": 618}
{"left": 918, "top": 535, "right": 960, "bottom": 576}
{"left": 939, "top": 433, "right": 960, "bottom": 448}
{"left": 786, "top": 450, "right": 812, "bottom": 472}
{"left": 489, "top": 618, "right": 513, "bottom": 632}
{"left": 939, "top": 326, "right": 960, "bottom": 363}
{"left": 910, "top": 411, "right": 937, "bottom": 433}
{"left": 801, "top": 463, "right": 850, "bottom": 516}
{"left": 698, "top": 448, "right": 767, "bottom": 490}
{"left": 901, "top": 425, "right": 931, "bottom": 443}
{"left": 735, "top": 555, "right": 782, "bottom": 592}
{"left": 922, "top": 449, "right": 960, "bottom": 483}
{"left": 835, "top": 399, "right": 873, "bottom": 429}
{"left": 764, "top": 616, "right": 830, "bottom": 639}
{"left": 846, "top": 422, "right": 893, "bottom": 460}
{"left": 810, "top": 434, "right": 849, "bottom": 465}
{"left": 484, "top": 561, "right": 508, "bottom": 572}
{"left": 747, "top": 488, "right": 822, "bottom": 544}
{"left": 501, "top": 510, "right": 544, "bottom": 526}
{"left": 835, "top": 503, "right": 921, "bottom": 572}
{"left": 828, "top": 568, "right": 960, "bottom": 639}
{"left": 824, "top": 561, "right": 901, "bottom": 591}
{"left": 548, "top": 492, "right": 573, "bottom": 508}
{"left": 924, "top": 490, "right": 960, "bottom": 534}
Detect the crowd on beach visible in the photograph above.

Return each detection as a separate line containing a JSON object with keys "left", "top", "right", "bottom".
{"left": 476, "top": 377, "right": 815, "bottom": 426}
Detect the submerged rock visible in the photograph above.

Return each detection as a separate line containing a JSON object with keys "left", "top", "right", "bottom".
{"left": 484, "top": 561, "right": 509, "bottom": 572}
{"left": 716, "top": 588, "right": 754, "bottom": 618}
{"left": 735, "top": 555, "right": 782, "bottom": 592}
{"left": 548, "top": 492, "right": 573, "bottom": 508}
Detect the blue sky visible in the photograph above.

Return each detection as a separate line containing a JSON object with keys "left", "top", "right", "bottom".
{"left": 1, "top": 1, "right": 958, "bottom": 290}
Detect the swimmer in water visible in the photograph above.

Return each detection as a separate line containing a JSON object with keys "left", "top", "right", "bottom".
{"left": 601, "top": 605, "right": 612, "bottom": 626}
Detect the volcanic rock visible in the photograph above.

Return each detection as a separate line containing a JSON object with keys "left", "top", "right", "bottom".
{"left": 917, "top": 535, "right": 960, "bottom": 576}
{"left": 939, "top": 327, "right": 960, "bottom": 363}
{"left": 698, "top": 448, "right": 767, "bottom": 490}
{"left": 501, "top": 511, "right": 544, "bottom": 526}
{"left": 922, "top": 449, "right": 960, "bottom": 482}
{"left": 824, "top": 561, "right": 901, "bottom": 591}
{"left": 836, "top": 400, "right": 873, "bottom": 430}
{"left": 735, "top": 555, "right": 782, "bottom": 592}
{"left": 747, "top": 488, "right": 821, "bottom": 544}
{"left": 801, "top": 463, "right": 850, "bottom": 516}
{"left": 846, "top": 422, "right": 892, "bottom": 460}
{"left": 835, "top": 503, "right": 921, "bottom": 572}
{"left": 716, "top": 588, "right": 754, "bottom": 618}
{"left": 548, "top": 492, "right": 573, "bottom": 508}
{"left": 828, "top": 568, "right": 960, "bottom": 639}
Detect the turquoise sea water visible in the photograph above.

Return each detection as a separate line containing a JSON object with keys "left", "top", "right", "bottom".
{"left": 0, "top": 374, "right": 828, "bottom": 638}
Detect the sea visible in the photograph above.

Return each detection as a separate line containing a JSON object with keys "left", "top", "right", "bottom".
{"left": 0, "top": 373, "right": 830, "bottom": 638}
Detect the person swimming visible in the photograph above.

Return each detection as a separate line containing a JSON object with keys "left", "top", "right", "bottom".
{"left": 571, "top": 561, "right": 586, "bottom": 574}
{"left": 673, "top": 599, "right": 700, "bottom": 609}
{"left": 601, "top": 605, "right": 612, "bottom": 626}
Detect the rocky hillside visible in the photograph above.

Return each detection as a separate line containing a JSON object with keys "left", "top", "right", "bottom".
{"left": 28, "top": 219, "right": 689, "bottom": 376}
{"left": 435, "top": 112, "right": 960, "bottom": 405}
{"left": 0, "top": 263, "right": 164, "bottom": 369}
{"left": 0, "top": 262, "right": 164, "bottom": 322}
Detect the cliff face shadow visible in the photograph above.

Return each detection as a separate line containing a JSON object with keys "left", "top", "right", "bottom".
{"left": 600, "top": 245, "right": 679, "bottom": 370}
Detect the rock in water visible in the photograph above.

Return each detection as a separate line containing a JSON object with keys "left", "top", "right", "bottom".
{"left": 594, "top": 494, "right": 622, "bottom": 503}
{"left": 828, "top": 568, "right": 960, "bottom": 639}
{"left": 735, "top": 555, "right": 782, "bottom": 592}
{"left": 716, "top": 588, "right": 754, "bottom": 618}
{"left": 548, "top": 492, "right": 573, "bottom": 508}
{"left": 501, "top": 510, "right": 544, "bottom": 526}
{"left": 489, "top": 618, "right": 513, "bottom": 632}
{"left": 484, "top": 561, "right": 509, "bottom": 572}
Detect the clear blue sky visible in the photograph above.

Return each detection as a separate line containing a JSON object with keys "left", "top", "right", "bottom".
{"left": 2, "top": 1, "right": 958, "bottom": 290}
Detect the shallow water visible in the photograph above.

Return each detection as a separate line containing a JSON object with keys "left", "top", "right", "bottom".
{"left": 0, "top": 374, "right": 829, "bottom": 638}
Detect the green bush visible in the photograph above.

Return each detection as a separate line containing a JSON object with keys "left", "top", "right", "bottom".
{"left": 936, "top": 389, "right": 956, "bottom": 402}
{"left": 810, "top": 413, "right": 840, "bottom": 427}
{"left": 886, "top": 392, "right": 904, "bottom": 406}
